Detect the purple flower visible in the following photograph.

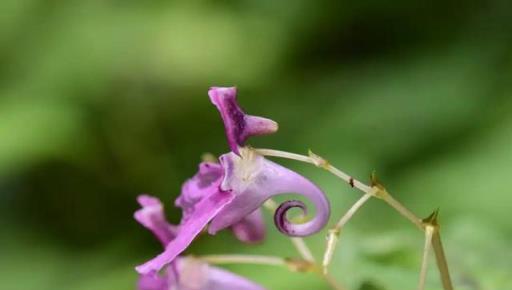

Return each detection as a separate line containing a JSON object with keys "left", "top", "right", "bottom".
{"left": 135, "top": 87, "right": 330, "bottom": 275}
{"left": 209, "top": 87, "right": 278, "bottom": 155}
{"left": 135, "top": 195, "right": 265, "bottom": 290}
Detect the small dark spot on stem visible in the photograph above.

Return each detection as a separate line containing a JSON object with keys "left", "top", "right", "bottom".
{"left": 349, "top": 177, "right": 354, "bottom": 187}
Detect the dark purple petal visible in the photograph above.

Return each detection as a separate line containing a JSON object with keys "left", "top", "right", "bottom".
{"left": 230, "top": 208, "right": 266, "bottom": 243}
{"left": 177, "top": 257, "right": 266, "bottom": 290}
{"left": 136, "top": 190, "right": 236, "bottom": 274}
{"left": 135, "top": 195, "right": 178, "bottom": 245}
{"left": 208, "top": 151, "right": 330, "bottom": 237}
{"left": 209, "top": 87, "right": 278, "bottom": 154}
{"left": 176, "top": 162, "right": 224, "bottom": 222}
{"left": 176, "top": 160, "right": 267, "bottom": 244}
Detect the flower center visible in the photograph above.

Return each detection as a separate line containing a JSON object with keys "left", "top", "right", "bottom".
{"left": 228, "top": 147, "right": 263, "bottom": 191}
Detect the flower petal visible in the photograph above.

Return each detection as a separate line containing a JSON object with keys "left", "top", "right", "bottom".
{"left": 135, "top": 195, "right": 177, "bottom": 245}
{"left": 178, "top": 257, "right": 266, "bottom": 290}
{"left": 209, "top": 87, "right": 278, "bottom": 154}
{"left": 137, "top": 262, "right": 180, "bottom": 290}
{"left": 205, "top": 265, "right": 266, "bottom": 290}
{"left": 136, "top": 190, "right": 236, "bottom": 274}
{"left": 176, "top": 162, "right": 224, "bottom": 222}
{"left": 208, "top": 151, "right": 330, "bottom": 237}
{"left": 137, "top": 272, "right": 169, "bottom": 290}
{"left": 230, "top": 208, "right": 266, "bottom": 243}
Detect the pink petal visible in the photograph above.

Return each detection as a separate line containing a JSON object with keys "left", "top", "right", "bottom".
{"left": 136, "top": 190, "right": 236, "bottom": 274}
{"left": 176, "top": 162, "right": 224, "bottom": 222}
{"left": 230, "top": 208, "right": 266, "bottom": 243}
{"left": 178, "top": 258, "right": 266, "bottom": 290}
{"left": 134, "top": 195, "right": 177, "bottom": 245}
{"left": 205, "top": 265, "right": 266, "bottom": 290}
{"left": 137, "top": 272, "right": 169, "bottom": 290}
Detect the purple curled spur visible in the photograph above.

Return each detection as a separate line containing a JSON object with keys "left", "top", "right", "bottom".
{"left": 208, "top": 150, "right": 330, "bottom": 237}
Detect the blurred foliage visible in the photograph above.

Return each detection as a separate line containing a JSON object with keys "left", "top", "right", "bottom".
{"left": 1, "top": 0, "right": 511, "bottom": 289}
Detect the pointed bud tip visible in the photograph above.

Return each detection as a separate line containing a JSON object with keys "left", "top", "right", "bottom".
{"left": 422, "top": 208, "right": 440, "bottom": 225}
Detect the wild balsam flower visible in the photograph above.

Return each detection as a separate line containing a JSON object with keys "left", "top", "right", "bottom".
{"left": 134, "top": 86, "right": 454, "bottom": 290}
{"left": 135, "top": 87, "right": 330, "bottom": 276}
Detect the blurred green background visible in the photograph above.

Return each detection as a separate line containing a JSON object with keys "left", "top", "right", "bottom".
{"left": 1, "top": 1, "right": 511, "bottom": 289}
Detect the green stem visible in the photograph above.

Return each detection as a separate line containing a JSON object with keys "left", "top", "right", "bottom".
{"left": 432, "top": 230, "right": 454, "bottom": 290}
{"left": 418, "top": 226, "right": 434, "bottom": 290}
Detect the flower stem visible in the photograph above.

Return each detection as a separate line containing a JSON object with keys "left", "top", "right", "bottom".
{"left": 418, "top": 226, "right": 434, "bottom": 290}
{"left": 432, "top": 230, "right": 453, "bottom": 290}
{"left": 379, "top": 190, "right": 424, "bottom": 230}
{"left": 323, "top": 273, "right": 347, "bottom": 290}
{"left": 323, "top": 192, "right": 372, "bottom": 273}
{"left": 255, "top": 147, "right": 454, "bottom": 290}
{"left": 255, "top": 148, "right": 312, "bottom": 164}
{"left": 334, "top": 192, "right": 373, "bottom": 236}
{"left": 200, "top": 254, "right": 286, "bottom": 267}
{"left": 291, "top": 238, "right": 316, "bottom": 262}
{"left": 200, "top": 254, "right": 346, "bottom": 289}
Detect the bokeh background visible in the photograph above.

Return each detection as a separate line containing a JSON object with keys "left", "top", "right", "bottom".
{"left": 1, "top": 1, "right": 511, "bottom": 289}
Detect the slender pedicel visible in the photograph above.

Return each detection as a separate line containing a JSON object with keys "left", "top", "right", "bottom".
{"left": 322, "top": 192, "right": 373, "bottom": 273}
{"left": 379, "top": 190, "right": 423, "bottom": 230}
{"left": 200, "top": 254, "right": 345, "bottom": 290}
{"left": 432, "top": 231, "right": 453, "bottom": 290}
{"left": 199, "top": 254, "right": 287, "bottom": 267}
{"left": 199, "top": 254, "right": 316, "bottom": 274}
{"left": 323, "top": 273, "right": 347, "bottom": 290}
{"left": 418, "top": 226, "right": 434, "bottom": 290}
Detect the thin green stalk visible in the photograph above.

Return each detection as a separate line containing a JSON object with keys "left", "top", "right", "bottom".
{"left": 418, "top": 226, "right": 434, "bottom": 290}
{"left": 432, "top": 231, "right": 454, "bottom": 290}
